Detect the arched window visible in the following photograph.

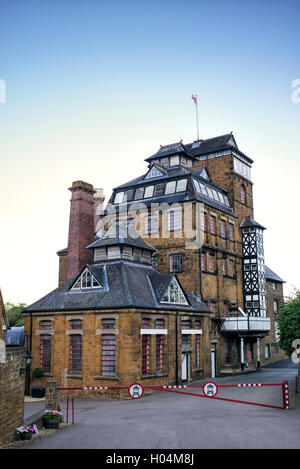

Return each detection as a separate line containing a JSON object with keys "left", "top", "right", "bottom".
{"left": 240, "top": 184, "right": 246, "bottom": 204}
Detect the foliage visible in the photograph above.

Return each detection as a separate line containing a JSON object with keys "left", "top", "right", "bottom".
{"left": 277, "top": 289, "right": 300, "bottom": 356}
{"left": 32, "top": 367, "right": 44, "bottom": 378}
{"left": 5, "top": 302, "right": 26, "bottom": 327}
{"left": 16, "top": 425, "right": 35, "bottom": 433}
{"left": 43, "top": 409, "right": 63, "bottom": 422}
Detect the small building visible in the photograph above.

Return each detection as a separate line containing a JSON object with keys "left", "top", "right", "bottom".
{"left": 24, "top": 228, "right": 212, "bottom": 391}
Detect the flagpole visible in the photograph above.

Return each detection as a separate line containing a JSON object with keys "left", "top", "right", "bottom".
{"left": 192, "top": 94, "right": 199, "bottom": 141}
{"left": 195, "top": 96, "right": 199, "bottom": 141}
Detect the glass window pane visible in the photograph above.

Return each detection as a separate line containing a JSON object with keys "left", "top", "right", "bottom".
{"left": 165, "top": 181, "right": 176, "bottom": 194}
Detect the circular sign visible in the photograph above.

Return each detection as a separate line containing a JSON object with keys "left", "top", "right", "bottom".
{"left": 128, "top": 383, "right": 144, "bottom": 399}
{"left": 203, "top": 381, "right": 218, "bottom": 398}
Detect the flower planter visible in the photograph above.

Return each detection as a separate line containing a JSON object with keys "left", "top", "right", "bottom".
{"left": 31, "top": 387, "right": 45, "bottom": 398}
{"left": 43, "top": 418, "right": 60, "bottom": 429}
{"left": 20, "top": 432, "right": 33, "bottom": 440}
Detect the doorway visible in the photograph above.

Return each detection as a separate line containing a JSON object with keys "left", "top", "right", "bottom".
{"left": 181, "top": 352, "right": 190, "bottom": 381}
{"left": 211, "top": 344, "right": 216, "bottom": 378}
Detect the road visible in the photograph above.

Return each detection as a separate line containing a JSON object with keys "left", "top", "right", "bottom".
{"left": 26, "top": 360, "right": 300, "bottom": 450}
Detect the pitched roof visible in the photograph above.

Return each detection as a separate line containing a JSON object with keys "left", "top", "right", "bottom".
{"left": 265, "top": 266, "right": 285, "bottom": 283}
{"left": 87, "top": 233, "right": 156, "bottom": 252}
{"left": 24, "top": 261, "right": 211, "bottom": 314}
{"left": 240, "top": 217, "right": 266, "bottom": 230}
{"left": 145, "top": 141, "right": 193, "bottom": 162}
{"left": 184, "top": 133, "right": 253, "bottom": 163}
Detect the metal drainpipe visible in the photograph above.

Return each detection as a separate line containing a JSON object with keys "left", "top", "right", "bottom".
{"left": 175, "top": 312, "right": 179, "bottom": 386}
{"left": 26, "top": 312, "right": 33, "bottom": 396}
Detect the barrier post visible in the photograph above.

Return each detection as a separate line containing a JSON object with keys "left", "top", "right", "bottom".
{"left": 66, "top": 396, "right": 69, "bottom": 424}
{"left": 282, "top": 381, "right": 289, "bottom": 409}
{"left": 72, "top": 397, "right": 74, "bottom": 424}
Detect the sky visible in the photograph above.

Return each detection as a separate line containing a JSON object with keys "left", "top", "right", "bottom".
{"left": 0, "top": 0, "right": 299, "bottom": 305}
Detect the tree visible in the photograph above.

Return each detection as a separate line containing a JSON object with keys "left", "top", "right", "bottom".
{"left": 277, "top": 289, "right": 300, "bottom": 356}
{"left": 5, "top": 302, "right": 26, "bottom": 327}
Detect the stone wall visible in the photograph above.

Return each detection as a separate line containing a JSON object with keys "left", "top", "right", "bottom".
{"left": 0, "top": 347, "right": 25, "bottom": 445}
{"left": 24, "top": 308, "right": 211, "bottom": 397}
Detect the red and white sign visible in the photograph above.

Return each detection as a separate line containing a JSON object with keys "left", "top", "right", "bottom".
{"left": 128, "top": 383, "right": 144, "bottom": 399}
{"left": 203, "top": 381, "right": 218, "bottom": 398}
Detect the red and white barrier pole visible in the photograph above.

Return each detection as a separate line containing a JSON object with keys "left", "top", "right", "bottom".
{"left": 66, "top": 396, "right": 69, "bottom": 424}
{"left": 282, "top": 381, "right": 289, "bottom": 409}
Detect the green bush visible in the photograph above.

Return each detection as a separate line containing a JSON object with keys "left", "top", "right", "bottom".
{"left": 32, "top": 367, "right": 44, "bottom": 378}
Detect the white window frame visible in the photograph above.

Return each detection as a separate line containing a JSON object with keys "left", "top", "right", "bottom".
{"left": 165, "top": 181, "right": 176, "bottom": 194}
{"left": 71, "top": 268, "right": 101, "bottom": 290}
{"left": 144, "top": 185, "right": 154, "bottom": 198}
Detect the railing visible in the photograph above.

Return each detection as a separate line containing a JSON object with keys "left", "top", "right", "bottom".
{"left": 222, "top": 316, "right": 270, "bottom": 332}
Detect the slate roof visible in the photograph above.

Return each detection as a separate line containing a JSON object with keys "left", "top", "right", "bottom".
{"left": 6, "top": 327, "right": 24, "bottom": 347}
{"left": 184, "top": 133, "right": 253, "bottom": 164}
{"left": 24, "top": 261, "right": 211, "bottom": 314}
{"left": 87, "top": 233, "right": 156, "bottom": 252}
{"left": 240, "top": 217, "right": 266, "bottom": 230}
{"left": 145, "top": 133, "right": 253, "bottom": 164}
{"left": 109, "top": 165, "right": 235, "bottom": 217}
{"left": 265, "top": 266, "right": 285, "bottom": 283}
{"left": 145, "top": 141, "right": 197, "bottom": 162}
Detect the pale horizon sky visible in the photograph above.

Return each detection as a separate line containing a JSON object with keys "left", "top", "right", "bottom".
{"left": 0, "top": 0, "right": 299, "bottom": 306}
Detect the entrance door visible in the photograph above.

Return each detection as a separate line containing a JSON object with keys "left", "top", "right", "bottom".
{"left": 246, "top": 342, "right": 253, "bottom": 363}
{"left": 181, "top": 353, "right": 190, "bottom": 381}
{"left": 211, "top": 344, "right": 216, "bottom": 378}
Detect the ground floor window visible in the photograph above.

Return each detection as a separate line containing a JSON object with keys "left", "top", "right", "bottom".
{"left": 195, "top": 335, "right": 201, "bottom": 368}
{"left": 101, "top": 334, "right": 116, "bottom": 376}
{"left": 40, "top": 335, "right": 51, "bottom": 373}
{"left": 142, "top": 335, "right": 150, "bottom": 375}
{"left": 69, "top": 334, "right": 82, "bottom": 375}
{"left": 156, "top": 335, "right": 164, "bottom": 374}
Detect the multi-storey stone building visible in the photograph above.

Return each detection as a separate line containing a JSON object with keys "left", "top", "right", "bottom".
{"left": 24, "top": 133, "right": 286, "bottom": 393}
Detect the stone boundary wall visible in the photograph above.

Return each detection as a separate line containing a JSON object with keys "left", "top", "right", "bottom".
{"left": 0, "top": 347, "right": 25, "bottom": 445}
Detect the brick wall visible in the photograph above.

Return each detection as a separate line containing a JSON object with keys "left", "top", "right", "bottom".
{"left": 25, "top": 308, "right": 212, "bottom": 397}
{"left": 0, "top": 348, "right": 25, "bottom": 445}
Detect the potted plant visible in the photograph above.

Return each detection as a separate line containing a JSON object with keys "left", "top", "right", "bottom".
{"left": 30, "top": 384, "right": 45, "bottom": 398}
{"left": 16, "top": 425, "right": 36, "bottom": 441}
{"left": 42, "top": 409, "right": 63, "bottom": 429}
{"left": 32, "top": 367, "right": 44, "bottom": 380}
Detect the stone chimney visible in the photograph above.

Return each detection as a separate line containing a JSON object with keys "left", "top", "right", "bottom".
{"left": 66, "top": 180, "right": 96, "bottom": 281}
{"left": 93, "top": 188, "right": 105, "bottom": 232}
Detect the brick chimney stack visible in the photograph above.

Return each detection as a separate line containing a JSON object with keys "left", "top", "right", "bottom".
{"left": 93, "top": 188, "right": 105, "bottom": 232}
{"left": 66, "top": 180, "right": 96, "bottom": 280}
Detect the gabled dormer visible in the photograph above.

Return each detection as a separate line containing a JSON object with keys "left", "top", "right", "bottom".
{"left": 71, "top": 267, "right": 102, "bottom": 290}
{"left": 160, "top": 277, "right": 189, "bottom": 305}
{"left": 144, "top": 163, "right": 166, "bottom": 180}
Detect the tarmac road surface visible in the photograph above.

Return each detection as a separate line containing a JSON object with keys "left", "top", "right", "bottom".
{"left": 26, "top": 359, "right": 300, "bottom": 449}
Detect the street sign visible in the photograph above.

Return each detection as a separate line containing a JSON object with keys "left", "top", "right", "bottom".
{"left": 128, "top": 383, "right": 144, "bottom": 399}
{"left": 203, "top": 381, "right": 218, "bottom": 398}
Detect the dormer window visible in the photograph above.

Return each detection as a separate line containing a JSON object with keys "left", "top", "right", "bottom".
{"left": 71, "top": 268, "right": 101, "bottom": 290}
{"left": 161, "top": 278, "right": 188, "bottom": 305}
{"left": 145, "top": 166, "right": 164, "bottom": 179}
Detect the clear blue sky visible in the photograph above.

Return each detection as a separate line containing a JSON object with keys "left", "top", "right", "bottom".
{"left": 0, "top": 0, "right": 299, "bottom": 304}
